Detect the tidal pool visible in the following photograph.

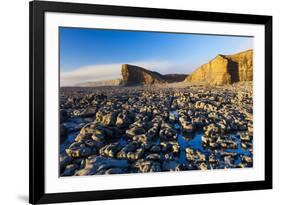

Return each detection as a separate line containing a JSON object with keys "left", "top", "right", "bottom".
{"left": 60, "top": 116, "right": 253, "bottom": 169}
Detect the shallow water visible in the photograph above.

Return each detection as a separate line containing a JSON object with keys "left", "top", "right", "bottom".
{"left": 60, "top": 117, "right": 86, "bottom": 154}
{"left": 176, "top": 128, "right": 252, "bottom": 166}
{"left": 60, "top": 131, "right": 78, "bottom": 154}
{"left": 61, "top": 115, "right": 252, "bottom": 166}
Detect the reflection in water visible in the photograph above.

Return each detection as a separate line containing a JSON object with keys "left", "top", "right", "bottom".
{"left": 61, "top": 115, "right": 252, "bottom": 168}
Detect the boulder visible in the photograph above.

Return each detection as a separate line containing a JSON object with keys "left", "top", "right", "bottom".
{"left": 101, "top": 112, "right": 117, "bottom": 126}
{"left": 126, "top": 126, "right": 146, "bottom": 137}
{"left": 134, "top": 159, "right": 162, "bottom": 173}
{"left": 65, "top": 146, "right": 92, "bottom": 158}
{"left": 99, "top": 143, "right": 122, "bottom": 158}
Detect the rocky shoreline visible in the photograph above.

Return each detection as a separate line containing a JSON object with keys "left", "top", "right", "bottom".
{"left": 59, "top": 82, "right": 253, "bottom": 176}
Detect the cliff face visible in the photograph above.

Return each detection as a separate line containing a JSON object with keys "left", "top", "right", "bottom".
{"left": 121, "top": 64, "right": 166, "bottom": 85}
{"left": 225, "top": 49, "right": 253, "bottom": 82}
{"left": 185, "top": 49, "right": 253, "bottom": 85}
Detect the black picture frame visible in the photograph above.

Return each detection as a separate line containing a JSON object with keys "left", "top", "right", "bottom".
{"left": 29, "top": 0, "right": 272, "bottom": 204}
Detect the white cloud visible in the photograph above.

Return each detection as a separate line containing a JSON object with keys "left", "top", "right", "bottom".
{"left": 61, "top": 64, "right": 121, "bottom": 86}
{"left": 61, "top": 60, "right": 191, "bottom": 86}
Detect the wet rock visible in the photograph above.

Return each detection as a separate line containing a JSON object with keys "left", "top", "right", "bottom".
{"left": 101, "top": 112, "right": 118, "bottom": 126}
{"left": 147, "top": 125, "right": 160, "bottom": 139}
{"left": 75, "top": 155, "right": 129, "bottom": 176}
{"left": 134, "top": 159, "right": 162, "bottom": 173}
{"left": 220, "top": 139, "right": 238, "bottom": 149}
{"left": 61, "top": 164, "right": 79, "bottom": 176}
{"left": 116, "top": 112, "right": 131, "bottom": 128}
{"left": 145, "top": 153, "right": 162, "bottom": 161}
{"left": 223, "top": 155, "right": 235, "bottom": 167}
{"left": 79, "top": 106, "right": 97, "bottom": 117}
{"left": 199, "top": 162, "right": 208, "bottom": 170}
{"left": 104, "top": 168, "right": 128, "bottom": 175}
{"left": 162, "top": 160, "right": 181, "bottom": 171}
{"left": 150, "top": 145, "right": 161, "bottom": 153}
{"left": 186, "top": 148, "right": 206, "bottom": 162}
{"left": 248, "top": 126, "right": 253, "bottom": 133}
{"left": 169, "top": 112, "right": 177, "bottom": 123}
{"left": 241, "top": 155, "right": 253, "bottom": 164}
{"left": 208, "top": 154, "right": 217, "bottom": 164}
{"left": 202, "top": 134, "right": 238, "bottom": 150}
{"left": 203, "top": 123, "right": 220, "bottom": 136}
{"left": 132, "top": 134, "right": 150, "bottom": 144}
{"left": 75, "top": 133, "right": 91, "bottom": 142}
{"left": 126, "top": 127, "right": 146, "bottom": 137}
{"left": 83, "top": 139, "right": 103, "bottom": 148}
{"left": 66, "top": 145, "right": 92, "bottom": 158}
{"left": 241, "top": 141, "right": 252, "bottom": 149}
{"left": 59, "top": 154, "right": 72, "bottom": 170}
{"left": 99, "top": 126, "right": 116, "bottom": 138}
{"left": 239, "top": 133, "right": 252, "bottom": 142}
{"left": 75, "top": 123, "right": 96, "bottom": 142}
{"left": 161, "top": 141, "right": 180, "bottom": 154}
{"left": 91, "top": 129, "right": 105, "bottom": 142}
{"left": 179, "top": 116, "right": 194, "bottom": 133}
{"left": 99, "top": 143, "right": 122, "bottom": 158}
{"left": 159, "top": 124, "right": 177, "bottom": 140}
{"left": 116, "top": 142, "right": 143, "bottom": 160}
{"left": 219, "top": 151, "right": 238, "bottom": 158}
{"left": 60, "top": 80, "right": 254, "bottom": 175}
{"left": 182, "top": 123, "right": 194, "bottom": 133}
{"left": 163, "top": 153, "right": 175, "bottom": 160}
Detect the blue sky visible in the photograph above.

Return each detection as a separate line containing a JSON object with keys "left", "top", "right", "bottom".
{"left": 60, "top": 27, "right": 253, "bottom": 86}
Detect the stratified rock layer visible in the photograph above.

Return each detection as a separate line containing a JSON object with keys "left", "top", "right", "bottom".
{"left": 185, "top": 49, "right": 253, "bottom": 85}
{"left": 121, "top": 64, "right": 166, "bottom": 85}
{"left": 225, "top": 49, "right": 253, "bottom": 82}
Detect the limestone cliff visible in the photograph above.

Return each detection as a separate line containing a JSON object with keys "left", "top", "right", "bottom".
{"left": 185, "top": 49, "right": 253, "bottom": 85}
{"left": 121, "top": 64, "right": 187, "bottom": 85}
{"left": 121, "top": 64, "right": 166, "bottom": 85}
{"left": 225, "top": 49, "right": 253, "bottom": 82}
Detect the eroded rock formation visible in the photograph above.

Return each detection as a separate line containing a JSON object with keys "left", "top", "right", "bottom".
{"left": 121, "top": 64, "right": 166, "bottom": 85}
{"left": 225, "top": 49, "right": 253, "bottom": 82}
{"left": 121, "top": 64, "right": 186, "bottom": 85}
{"left": 185, "top": 49, "right": 253, "bottom": 85}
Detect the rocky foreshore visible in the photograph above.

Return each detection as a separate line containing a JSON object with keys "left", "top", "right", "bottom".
{"left": 59, "top": 82, "right": 253, "bottom": 176}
